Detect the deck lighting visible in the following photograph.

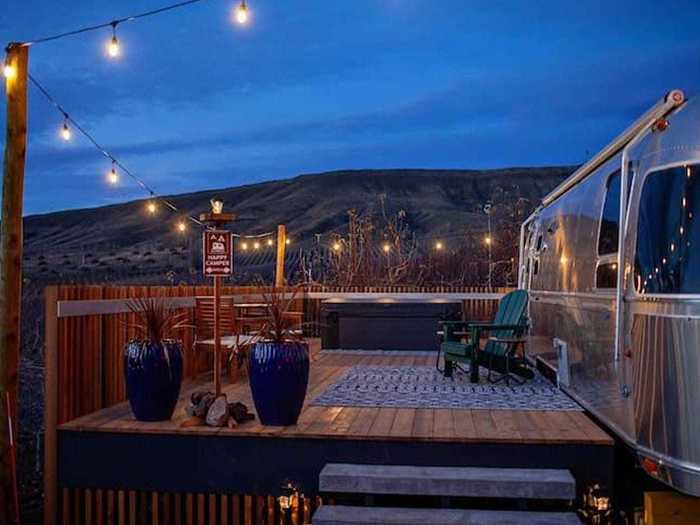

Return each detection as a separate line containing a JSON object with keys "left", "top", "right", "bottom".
{"left": 382, "top": 243, "right": 391, "bottom": 253}
{"left": 266, "top": 238, "right": 273, "bottom": 246}
{"left": 332, "top": 242, "right": 341, "bottom": 252}
{"left": 107, "top": 22, "right": 120, "bottom": 58}
{"left": 285, "top": 238, "right": 290, "bottom": 245}
{"left": 147, "top": 201, "right": 157, "bottom": 214}
{"left": 210, "top": 197, "right": 224, "bottom": 215}
{"left": 107, "top": 163, "right": 119, "bottom": 185}
{"left": 2, "top": 54, "right": 15, "bottom": 79}
{"left": 435, "top": 241, "right": 444, "bottom": 251}
{"left": 60, "top": 120, "right": 71, "bottom": 141}
{"left": 234, "top": 0, "right": 249, "bottom": 25}
{"left": 177, "top": 221, "right": 187, "bottom": 233}
{"left": 484, "top": 235, "right": 492, "bottom": 246}
{"left": 241, "top": 241, "right": 249, "bottom": 250}
{"left": 253, "top": 241, "right": 260, "bottom": 250}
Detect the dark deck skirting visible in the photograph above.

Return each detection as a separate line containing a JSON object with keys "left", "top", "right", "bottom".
{"left": 58, "top": 430, "right": 613, "bottom": 499}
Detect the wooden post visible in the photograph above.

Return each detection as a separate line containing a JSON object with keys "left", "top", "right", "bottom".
{"left": 0, "top": 42, "right": 28, "bottom": 525}
{"left": 213, "top": 276, "right": 222, "bottom": 396}
{"left": 275, "top": 224, "right": 286, "bottom": 288}
{"left": 43, "top": 286, "right": 59, "bottom": 525}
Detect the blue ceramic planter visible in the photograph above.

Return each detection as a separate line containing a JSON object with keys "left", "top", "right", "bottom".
{"left": 124, "top": 340, "right": 183, "bottom": 421}
{"left": 249, "top": 341, "right": 310, "bottom": 426}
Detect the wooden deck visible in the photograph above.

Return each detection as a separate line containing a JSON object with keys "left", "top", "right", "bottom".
{"left": 61, "top": 339, "right": 611, "bottom": 445}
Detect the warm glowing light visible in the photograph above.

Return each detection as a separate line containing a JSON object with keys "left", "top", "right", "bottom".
{"left": 3, "top": 56, "right": 15, "bottom": 80}
{"left": 107, "top": 165, "right": 119, "bottom": 185}
{"left": 560, "top": 255, "right": 568, "bottom": 266}
{"left": 382, "top": 243, "right": 391, "bottom": 253}
{"left": 332, "top": 242, "right": 341, "bottom": 252}
{"left": 241, "top": 242, "right": 249, "bottom": 250}
{"left": 210, "top": 198, "right": 224, "bottom": 214}
{"left": 266, "top": 238, "right": 274, "bottom": 246}
{"left": 177, "top": 221, "right": 187, "bottom": 233}
{"left": 435, "top": 241, "right": 444, "bottom": 251}
{"left": 611, "top": 263, "right": 617, "bottom": 270}
{"left": 662, "top": 257, "right": 667, "bottom": 265}
{"left": 147, "top": 201, "right": 157, "bottom": 214}
{"left": 61, "top": 121, "right": 71, "bottom": 141}
{"left": 234, "top": 0, "right": 249, "bottom": 24}
{"left": 687, "top": 166, "right": 692, "bottom": 178}
{"left": 484, "top": 235, "right": 492, "bottom": 246}
{"left": 253, "top": 241, "right": 260, "bottom": 250}
{"left": 285, "top": 238, "right": 290, "bottom": 245}
{"left": 107, "top": 35, "right": 120, "bottom": 58}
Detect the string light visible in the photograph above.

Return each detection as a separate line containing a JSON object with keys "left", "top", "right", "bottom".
{"left": 60, "top": 119, "right": 71, "bottom": 141}
{"left": 3, "top": 53, "right": 15, "bottom": 79}
{"left": 107, "top": 22, "right": 120, "bottom": 58}
{"left": 266, "top": 238, "right": 274, "bottom": 247}
{"left": 484, "top": 235, "right": 492, "bottom": 246}
{"left": 107, "top": 162, "right": 119, "bottom": 185}
{"left": 241, "top": 242, "right": 249, "bottom": 251}
{"left": 234, "top": 0, "right": 249, "bottom": 25}
{"left": 146, "top": 201, "right": 157, "bottom": 214}
{"left": 285, "top": 238, "right": 290, "bottom": 245}
{"left": 253, "top": 241, "right": 260, "bottom": 250}
{"left": 332, "top": 242, "right": 341, "bottom": 252}
{"left": 177, "top": 221, "right": 187, "bottom": 233}
{"left": 382, "top": 243, "right": 391, "bottom": 253}
{"left": 434, "top": 241, "right": 444, "bottom": 251}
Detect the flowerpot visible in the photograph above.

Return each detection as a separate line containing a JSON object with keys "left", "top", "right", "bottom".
{"left": 124, "top": 340, "right": 183, "bottom": 421}
{"left": 248, "top": 340, "right": 309, "bottom": 426}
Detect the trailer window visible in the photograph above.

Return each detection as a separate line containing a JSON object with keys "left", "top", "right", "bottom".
{"left": 598, "top": 171, "right": 621, "bottom": 255}
{"left": 636, "top": 165, "right": 700, "bottom": 294}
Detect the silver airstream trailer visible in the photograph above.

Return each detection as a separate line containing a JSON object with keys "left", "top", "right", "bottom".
{"left": 519, "top": 89, "right": 700, "bottom": 497}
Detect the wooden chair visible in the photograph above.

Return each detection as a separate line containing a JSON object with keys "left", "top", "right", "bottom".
{"left": 193, "top": 296, "right": 236, "bottom": 377}
{"left": 439, "top": 289, "right": 533, "bottom": 384}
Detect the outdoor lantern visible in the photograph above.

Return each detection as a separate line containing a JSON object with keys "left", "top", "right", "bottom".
{"left": 210, "top": 197, "right": 224, "bottom": 215}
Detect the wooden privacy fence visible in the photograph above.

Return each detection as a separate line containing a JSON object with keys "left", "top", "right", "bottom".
{"left": 44, "top": 283, "right": 509, "bottom": 524}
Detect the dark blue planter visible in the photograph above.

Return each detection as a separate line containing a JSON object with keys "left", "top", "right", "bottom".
{"left": 124, "top": 340, "right": 183, "bottom": 421}
{"left": 249, "top": 341, "right": 310, "bottom": 426}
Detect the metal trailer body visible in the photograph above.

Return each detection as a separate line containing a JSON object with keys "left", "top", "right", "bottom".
{"left": 519, "top": 90, "right": 700, "bottom": 496}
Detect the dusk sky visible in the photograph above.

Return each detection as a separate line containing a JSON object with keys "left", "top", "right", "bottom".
{"left": 1, "top": 0, "right": 699, "bottom": 215}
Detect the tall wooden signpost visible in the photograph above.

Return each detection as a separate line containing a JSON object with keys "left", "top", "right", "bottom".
{"left": 200, "top": 200, "right": 234, "bottom": 396}
{"left": 1, "top": 43, "right": 28, "bottom": 525}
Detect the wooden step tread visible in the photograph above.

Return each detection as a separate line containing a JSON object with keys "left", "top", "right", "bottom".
{"left": 312, "top": 505, "right": 581, "bottom": 525}
{"left": 319, "top": 464, "right": 575, "bottom": 500}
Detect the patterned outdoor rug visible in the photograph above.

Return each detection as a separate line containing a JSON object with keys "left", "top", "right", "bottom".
{"left": 311, "top": 365, "right": 582, "bottom": 411}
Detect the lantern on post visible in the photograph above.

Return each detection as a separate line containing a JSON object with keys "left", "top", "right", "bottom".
{"left": 199, "top": 197, "right": 236, "bottom": 396}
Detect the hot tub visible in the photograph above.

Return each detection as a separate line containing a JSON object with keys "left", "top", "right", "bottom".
{"left": 320, "top": 298, "right": 461, "bottom": 351}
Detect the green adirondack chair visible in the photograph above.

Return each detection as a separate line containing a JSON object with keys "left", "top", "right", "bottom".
{"left": 440, "top": 289, "right": 533, "bottom": 384}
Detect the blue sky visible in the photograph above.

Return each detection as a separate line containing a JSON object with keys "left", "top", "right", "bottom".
{"left": 1, "top": 0, "right": 699, "bottom": 214}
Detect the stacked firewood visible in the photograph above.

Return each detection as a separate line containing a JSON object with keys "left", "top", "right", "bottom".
{"left": 180, "top": 391, "right": 255, "bottom": 428}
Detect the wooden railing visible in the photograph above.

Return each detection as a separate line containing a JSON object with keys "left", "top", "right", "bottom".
{"left": 43, "top": 283, "right": 510, "bottom": 523}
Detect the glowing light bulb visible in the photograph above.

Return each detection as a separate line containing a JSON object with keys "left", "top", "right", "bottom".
{"left": 241, "top": 242, "right": 248, "bottom": 250}
{"left": 285, "top": 238, "right": 290, "bottom": 245}
{"left": 3, "top": 58, "right": 15, "bottom": 80}
{"left": 332, "top": 242, "right": 341, "bottom": 252}
{"left": 484, "top": 235, "right": 492, "bottom": 246}
{"left": 61, "top": 121, "right": 71, "bottom": 141}
{"left": 560, "top": 255, "right": 568, "bottom": 266}
{"left": 435, "top": 241, "right": 444, "bottom": 251}
{"left": 147, "top": 201, "right": 157, "bottom": 215}
{"left": 382, "top": 243, "right": 391, "bottom": 253}
{"left": 266, "top": 238, "right": 273, "bottom": 246}
{"left": 234, "top": 0, "right": 249, "bottom": 24}
{"left": 253, "top": 241, "right": 260, "bottom": 250}
{"left": 177, "top": 221, "right": 187, "bottom": 233}
{"left": 107, "top": 164, "right": 119, "bottom": 185}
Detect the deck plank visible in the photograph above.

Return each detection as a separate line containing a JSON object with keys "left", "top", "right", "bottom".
{"left": 58, "top": 339, "right": 612, "bottom": 446}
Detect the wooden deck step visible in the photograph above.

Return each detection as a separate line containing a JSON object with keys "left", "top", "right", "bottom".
{"left": 319, "top": 464, "right": 576, "bottom": 500}
{"left": 312, "top": 505, "right": 581, "bottom": 524}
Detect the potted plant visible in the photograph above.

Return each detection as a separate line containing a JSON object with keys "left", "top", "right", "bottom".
{"left": 123, "top": 297, "right": 189, "bottom": 421}
{"left": 248, "top": 285, "right": 309, "bottom": 426}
